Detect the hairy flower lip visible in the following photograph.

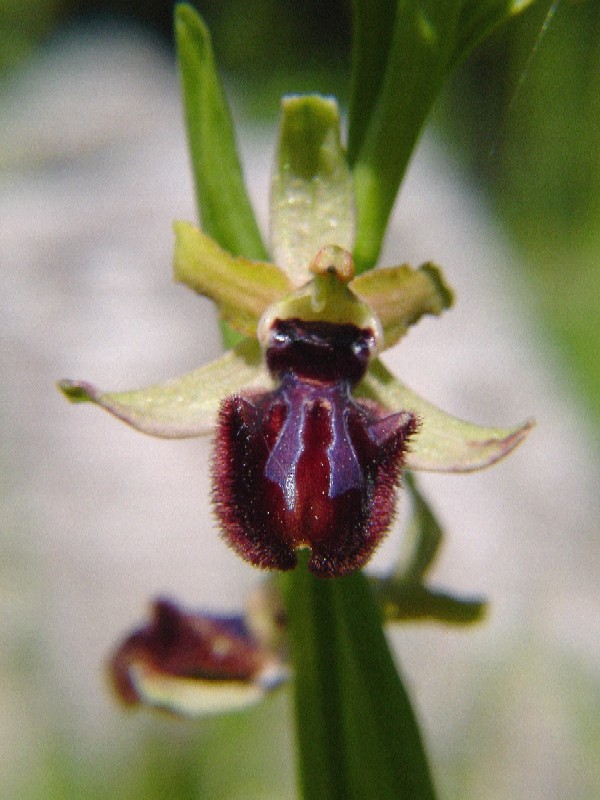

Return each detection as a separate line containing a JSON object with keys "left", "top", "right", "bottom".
{"left": 59, "top": 239, "right": 533, "bottom": 577}
{"left": 211, "top": 314, "right": 422, "bottom": 577}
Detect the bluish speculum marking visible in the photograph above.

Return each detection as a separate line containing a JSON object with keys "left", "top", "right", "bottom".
{"left": 264, "top": 379, "right": 363, "bottom": 510}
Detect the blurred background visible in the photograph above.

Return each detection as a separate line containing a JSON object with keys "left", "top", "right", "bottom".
{"left": 1, "top": 1, "right": 599, "bottom": 798}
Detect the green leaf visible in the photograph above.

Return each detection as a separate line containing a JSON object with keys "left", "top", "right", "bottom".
{"left": 174, "top": 4, "right": 267, "bottom": 261}
{"left": 350, "top": 261, "right": 454, "bottom": 349}
{"left": 348, "top": 0, "right": 543, "bottom": 270}
{"left": 358, "top": 359, "right": 534, "bottom": 472}
{"left": 347, "top": 0, "right": 397, "bottom": 164}
{"left": 454, "top": 0, "right": 541, "bottom": 66}
{"left": 58, "top": 339, "right": 272, "bottom": 438}
{"left": 282, "top": 557, "right": 437, "bottom": 800}
{"left": 173, "top": 221, "right": 292, "bottom": 337}
{"left": 270, "top": 95, "right": 355, "bottom": 286}
{"left": 350, "top": 2, "right": 459, "bottom": 271}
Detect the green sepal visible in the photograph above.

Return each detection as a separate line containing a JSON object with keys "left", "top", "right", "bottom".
{"left": 358, "top": 359, "right": 534, "bottom": 472}
{"left": 174, "top": 4, "right": 267, "bottom": 261}
{"left": 270, "top": 95, "right": 355, "bottom": 286}
{"left": 58, "top": 339, "right": 272, "bottom": 438}
{"left": 350, "top": 261, "right": 453, "bottom": 349}
{"left": 173, "top": 221, "right": 292, "bottom": 338}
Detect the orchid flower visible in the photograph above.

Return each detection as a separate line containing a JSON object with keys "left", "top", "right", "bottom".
{"left": 59, "top": 96, "right": 532, "bottom": 581}
{"left": 109, "top": 589, "right": 287, "bottom": 716}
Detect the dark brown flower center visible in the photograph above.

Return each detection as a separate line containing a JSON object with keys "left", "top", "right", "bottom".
{"left": 265, "top": 318, "right": 375, "bottom": 386}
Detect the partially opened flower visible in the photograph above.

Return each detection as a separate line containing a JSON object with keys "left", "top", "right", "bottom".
{"left": 59, "top": 96, "right": 532, "bottom": 578}
{"left": 110, "top": 591, "right": 287, "bottom": 715}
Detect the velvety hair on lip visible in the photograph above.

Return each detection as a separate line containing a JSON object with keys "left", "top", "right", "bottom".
{"left": 212, "top": 318, "right": 419, "bottom": 578}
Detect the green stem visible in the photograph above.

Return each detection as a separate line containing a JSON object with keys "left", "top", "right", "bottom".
{"left": 284, "top": 555, "right": 351, "bottom": 800}
{"left": 282, "top": 558, "right": 437, "bottom": 800}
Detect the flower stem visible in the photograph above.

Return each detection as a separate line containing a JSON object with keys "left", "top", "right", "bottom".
{"left": 281, "top": 555, "right": 437, "bottom": 800}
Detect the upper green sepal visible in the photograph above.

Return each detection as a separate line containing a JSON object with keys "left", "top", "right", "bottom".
{"left": 270, "top": 95, "right": 355, "bottom": 286}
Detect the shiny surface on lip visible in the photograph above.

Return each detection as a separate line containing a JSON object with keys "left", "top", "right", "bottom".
{"left": 265, "top": 317, "right": 376, "bottom": 385}
{"left": 212, "top": 319, "right": 418, "bottom": 577}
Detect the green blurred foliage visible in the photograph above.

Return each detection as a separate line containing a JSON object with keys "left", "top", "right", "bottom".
{"left": 500, "top": 1, "right": 600, "bottom": 421}
{"left": 18, "top": 692, "right": 294, "bottom": 800}
{"left": 0, "top": 0, "right": 68, "bottom": 72}
{"left": 438, "top": 0, "right": 600, "bottom": 421}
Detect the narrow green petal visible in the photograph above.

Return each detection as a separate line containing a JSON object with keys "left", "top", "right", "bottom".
{"left": 174, "top": 4, "right": 267, "bottom": 260}
{"left": 358, "top": 359, "right": 534, "bottom": 472}
{"left": 173, "top": 221, "right": 292, "bottom": 337}
{"left": 350, "top": 262, "right": 453, "bottom": 349}
{"left": 270, "top": 95, "right": 355, "bottom": 286}
{"left": 58, "top": 339, "right": 272, "bottom": 438}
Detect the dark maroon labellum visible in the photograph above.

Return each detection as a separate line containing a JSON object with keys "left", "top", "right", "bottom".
{"left": 212, "top": 318, "right": 418, "bottom": 577}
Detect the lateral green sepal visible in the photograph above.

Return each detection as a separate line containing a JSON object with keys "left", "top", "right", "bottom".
{"left": 358, "top": 359, "right": 534, "bottom": 472}
{"left": 58, "top": 338, "right": 272, "bottom": 438}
